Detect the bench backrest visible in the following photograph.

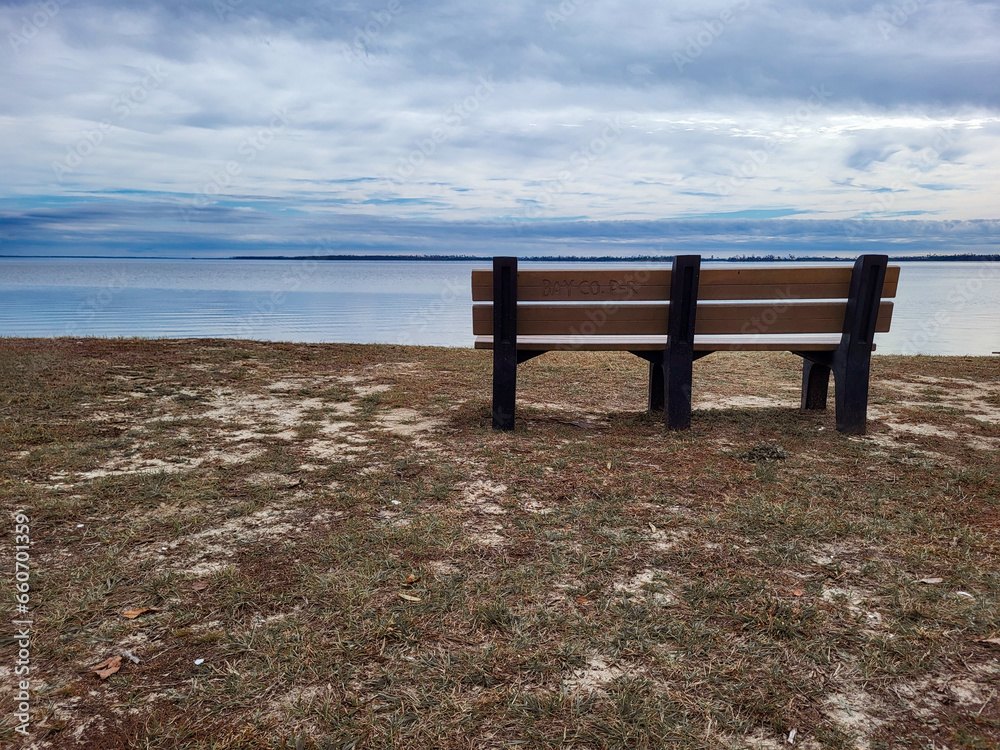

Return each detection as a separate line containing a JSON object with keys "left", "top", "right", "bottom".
{"left": 472, "top": 262, "right": 899, "bottom": 338}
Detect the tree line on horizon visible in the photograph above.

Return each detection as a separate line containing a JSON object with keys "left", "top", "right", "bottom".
{"left": 228, "top": 253, "right": 1000, "bottom": 262}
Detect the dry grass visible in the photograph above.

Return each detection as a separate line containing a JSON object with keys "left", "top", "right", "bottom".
{"left": 1, "top": 338, "right": 999, "bottom": 749}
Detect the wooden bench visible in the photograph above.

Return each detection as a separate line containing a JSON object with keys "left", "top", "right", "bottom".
{"left": 472, "top": 255, "right": 899, "bottom": 434}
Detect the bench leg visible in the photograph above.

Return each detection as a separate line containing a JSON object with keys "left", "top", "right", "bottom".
{"left": 801, "top": 359, "right": 830, "bottom": 410}
{"left": 663, "top": 349, "right": 692, "bottom": 430}
{"left": 830, "top": 254, "right": 886, "bottom": 435}
{"left": 662, "top": 255, "right": 700, "bottom": 431}
{"left": 492, "top": 347, "right": 516, "bottom": 431}
{"left": 492, "top": 256, "right": 518, "bottom": 431}
{"left": 648, "top": 361, "right": 664, "bottom": 412}
{"left": 832, "top": 357, "right": 871, "bottom": 435}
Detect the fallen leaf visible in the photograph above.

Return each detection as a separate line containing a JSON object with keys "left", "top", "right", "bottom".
{"left": 792, "top": 589, "right": 804, "bottom": 597}
{"left": 122, "top": 606, "right": 161, "bottom": 619}
{"left": 404, "top": 574, "right": 421, "bottom": 586}
{"left": 192, "top": 582, "right": 209, "bottom": 592}
{"left": 917, "top": 577, "right": 944, "bottom": 584}
{"left": 92, "top": 656, "right": 122, "bottom": 680}
{"left": 398, "top": 593, "right": 422, "bottom": 602}
{"left": 649, "top": 523, "right": 657, "bottom": 533}
{"left": 976, "top": 638, "right": 1000, "bottom": 647}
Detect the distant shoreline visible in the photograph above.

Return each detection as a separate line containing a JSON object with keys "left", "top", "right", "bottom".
{"left": 3, "top": 253, "right": 999, "bottom": 262}
{"left": 228, "top": 253, "right": 1000, "bottom": 263}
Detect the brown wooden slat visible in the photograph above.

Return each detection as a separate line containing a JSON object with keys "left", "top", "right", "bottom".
{"left": 698, "top": 280, "right": 898, "bottom": 300}
{"left": 695, "top": 301, "right": 893, "bottom": 335}
{"left": 473, "top": 334, "right": 851, "bottom": 352}
{"left": 700, "top": 265, "right": 899, "bottom": 300}
{"left": 472, "top": 265, "right": 899, "bottom": 301}
{"left": 472, "top": 302, "right": 666, "bottom": 336}
{"left": 472, "top": 269, "right": 671, "bottom": 301}
{"left": 700, "top": 266, "right": 900, "bottom": 289}
{"left": 472, "top": 301, "right": 893, "bottom": 336}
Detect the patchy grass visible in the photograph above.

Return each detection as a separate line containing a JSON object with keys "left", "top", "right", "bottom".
{"left": 1, "top": 338, "right": 999, "bottom": 749}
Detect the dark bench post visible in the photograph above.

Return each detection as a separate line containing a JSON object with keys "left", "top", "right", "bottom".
{"left": 832, "top": 254, "right": 888, "bottom": 434}
{"left": 648, "top": 361, "right": 665, "bottom": 412}
{"left": 492, "top": 257, "right": 518, "bottom": 431}
{"left": 661, "top": 255, "right": 701, "bottom": 430}
{"left": 801, "top": 360, "right": 831, "bottom": 411}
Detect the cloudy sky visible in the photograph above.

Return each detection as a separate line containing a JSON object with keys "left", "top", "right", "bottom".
{"left": 1, "top": 0, "right": 998, "bottom": 257}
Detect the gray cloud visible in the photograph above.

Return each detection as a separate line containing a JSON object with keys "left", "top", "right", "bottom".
{"left": 0, "top": 0, "right": 997, "bottom": 255}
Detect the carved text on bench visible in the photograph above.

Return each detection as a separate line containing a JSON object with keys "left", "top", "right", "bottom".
{"left": 541, "top": 271, "right": 651, "bottom": 299}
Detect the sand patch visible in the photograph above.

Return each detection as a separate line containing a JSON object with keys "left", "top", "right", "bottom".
{"left": 894, "top": 665, "right": 999, "bottom": 720}
{"left": 265, "top": 376, "right": 345, "bottom": 391}
{"left": 468, "top": 526, "right": 505, "bottom": 546}
{"left": 891, "top": 421, "right": 998, "bottom": 451}
{"left": 371, "top": 361, "right": 422, "bottom": 373}
{"left": 883, "top": 375, "right": 1000, "bottom": 423}
{"left": 460, "top": 479, "right": 508, "bottom": 516}
{"left": 520, "top": 495, "right": 554, "bottom": 514}
{"left": 198, "top": 391, "right": 326, "bottom": 430}
{"left": 645, "top": 524, "right": 689, "bottom": 552}
{"left": 563, "top": 655, "right": 637, "bottom": 694}
{"left": 265, "top": 380, "right": 302, "bottom": 391}
{"left": 822, "top": 690, "right": 887, "bottom": 749}
{"left": 377, "top": 509, "right": 412, "bottom": 527}
{"left": 375, "top": 408, "right": 442, "bottom": 442}
{"left": 858, "top": 432, "right": 949, "bottom": 462}
{"left": 966, "top": 435, "right": 1000, "bottom": 451}
{"left": 318, "top": 421, "right": 356, "bottom": 437}
{"left": 821, "top": 586, "right": 884, "bottom": 629}
{"left": 718, "top": 730, "right": 818, "bottom": 750}
{"left": 459, "top": 479, "right": 509, "bottom": 543}
{"left": 696, "top": 393, "right": 794, "bottom": 409}
{"left": 613, "top": 568, "right": 677, "bottom": 607}
{"left": 375, "top": 508, "right": 413, "bottom": 528}
{"left": 304, "top": 440, "right": 366, "bottom": 461}
{"left": 246, "top": 472, "right": 302, "bottom": 488}
{"left": 148, "top": 506, "right": 328, "bottom": 574}
{"left": 276, "top": 683, "right": 329, "bottom": 709}
{"left": 76, "top": 444, "right": 262, "bottom": 480}
{"left": 885, "top": 421, "right": 958, "bottom": 440}
{"left": 425, "top": 560, "right": 462, "bottom": 576}
{"left": 810, "top": 540, "right": 884, "bottom": 568}
{"left": 353, "top": 384, "right": 392, "bottom": 397}
{"left": 863, "top": 414, "right": 1000, "bottom": 456}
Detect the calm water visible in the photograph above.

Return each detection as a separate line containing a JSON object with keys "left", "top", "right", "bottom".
{"left": 1, "top": 258, "right": 999, "bottom": 355}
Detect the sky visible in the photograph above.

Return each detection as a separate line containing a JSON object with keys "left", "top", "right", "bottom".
{"left": 1, "top": 0, "right": 998, "bottom": 257}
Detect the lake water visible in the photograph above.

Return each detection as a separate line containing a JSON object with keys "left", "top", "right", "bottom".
{"left": 1, "top": 258, "right": 999, "bottom": 356}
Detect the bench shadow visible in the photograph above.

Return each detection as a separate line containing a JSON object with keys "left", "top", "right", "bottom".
{"left": 444, "top": 399, "right": 831, "bottom": 438}
{"left": 691, "top": 405, "right": 831, "bottom": 436}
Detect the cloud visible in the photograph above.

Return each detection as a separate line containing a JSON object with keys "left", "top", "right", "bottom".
{"left": 2, "top": 192, "right": 997, "bottom": 258}
{"left": 0, "top": 0, "right": 997, "bottom": 256}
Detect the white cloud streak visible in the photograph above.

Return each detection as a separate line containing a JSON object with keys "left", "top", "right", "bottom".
{"left": 0, "top": 0, "right": 997, "bottom": 256}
